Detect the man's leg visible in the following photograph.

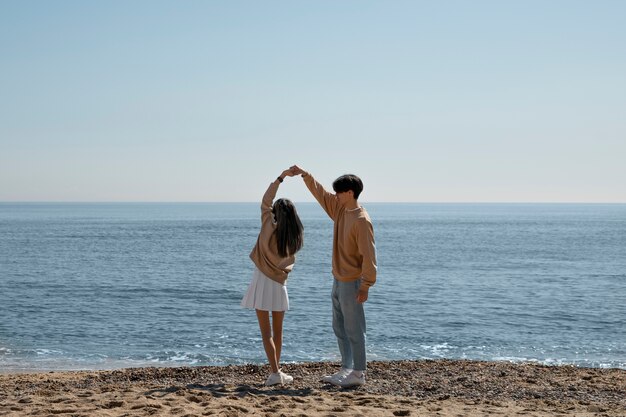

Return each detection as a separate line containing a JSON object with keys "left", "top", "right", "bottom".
{"left": 332, "top": 279, "right": 353, "bottom": 369}
{"left": 337, "top": 280, "right": 366, "bottom": 371}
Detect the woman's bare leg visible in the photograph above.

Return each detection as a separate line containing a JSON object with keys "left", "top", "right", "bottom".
{"left": 256, "top": 310, "right": 279, "bottom": 373}
{"left": 272, "top": 311, "right": 285, "bottom": 365}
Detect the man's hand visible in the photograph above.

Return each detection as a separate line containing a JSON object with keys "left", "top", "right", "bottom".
{"left": 356, "top": 289, "right": 369, "bottom": 303}
{"left": 290, "top": 165, "right": 307, "bottom": 176}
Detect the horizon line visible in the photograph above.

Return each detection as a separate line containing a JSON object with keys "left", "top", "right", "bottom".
{"left": 1, "top": 201, "right": 625, "bottom": 205}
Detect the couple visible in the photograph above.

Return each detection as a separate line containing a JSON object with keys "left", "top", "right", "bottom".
{"left": 241, "top": 165, "right": 377, "bottom": 388}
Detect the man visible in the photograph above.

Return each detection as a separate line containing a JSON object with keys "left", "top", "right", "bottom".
{"left": 290, "top": 165, "right": 377, "bottom": 387}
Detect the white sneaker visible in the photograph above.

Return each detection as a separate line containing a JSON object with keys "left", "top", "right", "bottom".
{"left": 322, "top": 367, "right": 352, "bottom": 384}
{"left": 334, "top": 370, "right": 365, "bottom": 388}
{"left": 265, "top": 372, "right": 282, "bottom": 386}
{"left": 279, "top": 371, "right": 294, "bottom": 384}
{"left": 265, "top": 370, "right": 294, "bottom": 386}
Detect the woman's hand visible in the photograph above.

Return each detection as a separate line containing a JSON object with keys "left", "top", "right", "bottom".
{"left": 281, "top": 168, "right": 295, "bottom": 178}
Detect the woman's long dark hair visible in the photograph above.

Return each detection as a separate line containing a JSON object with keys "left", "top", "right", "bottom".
{"left": 272, "top": 198, "right": 304, "bottom": 258}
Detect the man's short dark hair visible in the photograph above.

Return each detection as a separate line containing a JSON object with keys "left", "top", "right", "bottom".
{"left": 333, "top": 174, "right": 363, "bottom": 200}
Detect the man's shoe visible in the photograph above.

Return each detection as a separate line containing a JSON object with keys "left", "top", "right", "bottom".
{"left": 322, "top": 368, "right": 352, "bottom": 384}
{"left": 334, "top": 371, "right": 365, "bottom": 388}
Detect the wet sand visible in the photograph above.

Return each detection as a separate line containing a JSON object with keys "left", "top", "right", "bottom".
{"left": 1, "top": 359, "right": 624, "bottom": 416}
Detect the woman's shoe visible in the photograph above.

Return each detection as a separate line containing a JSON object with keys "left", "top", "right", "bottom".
{"left": 265, "top": 372, "right": 283, "bottom": 386}
{"left": 279, "top": 371, "right": 293, "bottom": 384}
{"left": 265, "top": 370, "right": 294, "bottom": 386}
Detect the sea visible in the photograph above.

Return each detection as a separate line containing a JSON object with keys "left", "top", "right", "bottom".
{"left": 1, "top": 202, "right": 625, "bottom": 372}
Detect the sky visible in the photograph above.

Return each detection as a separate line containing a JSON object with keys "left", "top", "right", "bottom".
{"left": 1, "top": 1, "right": 625, "bottom": 203}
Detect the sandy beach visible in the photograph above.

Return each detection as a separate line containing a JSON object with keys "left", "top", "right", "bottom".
{"left": 1, "top": 360, "right": 624, "bottom": 416}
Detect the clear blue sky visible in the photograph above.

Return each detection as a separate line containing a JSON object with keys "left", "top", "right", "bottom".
{"left": 1, "top": 1, "right": 624, "bottom": 202}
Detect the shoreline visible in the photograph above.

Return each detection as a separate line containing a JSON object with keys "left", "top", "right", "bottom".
{"left": 2, "top": 358, "right": 624, "bottom": 376}
{"left": 2, "top": 360, "right": 626, "bottom": 376}
{"left": 1, "top": 359, "right": 624, "bottom": 416}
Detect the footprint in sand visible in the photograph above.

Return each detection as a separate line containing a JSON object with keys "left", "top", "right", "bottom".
{"left": 46, "top": 407, "right": 83, "bottom": 414}
{"left": 186, "top": 395, "right": 203, "bottom": 404}
{"left": 100, "top": 400, "right": 125, "bottom": 409}
{"left": 49, "top": 396, "right": 75, "bottom": 404}
{"left": 291, "top": 397, "right": 308, "bottom": 404}
{"left": 354, "top": 397, "right": 373, "bottom": 406}
{"left": 228, "top": 405, "right": 249, "bottom": 413}
{"left": 130, "top": 402, "right": 162, "bottom": 410}
{"left": 262, "top": 407, "right": 280, "bottom": 413}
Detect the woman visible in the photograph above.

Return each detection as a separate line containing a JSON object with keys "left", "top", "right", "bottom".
{"left": 241, "top": 168, "right": 304, "bottom": 386}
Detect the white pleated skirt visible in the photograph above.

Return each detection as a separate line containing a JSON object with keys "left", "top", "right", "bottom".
{"left": 241, "top": 267, "right": 289, "bottom": 311}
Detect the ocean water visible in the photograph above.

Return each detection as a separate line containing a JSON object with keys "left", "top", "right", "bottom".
{"left": 1, "top": 202, "right": 625, "bottom": 372}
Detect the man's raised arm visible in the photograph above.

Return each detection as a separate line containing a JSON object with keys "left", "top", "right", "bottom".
{"left": 290, "top": 165, "right": 339, "bottom": 220}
